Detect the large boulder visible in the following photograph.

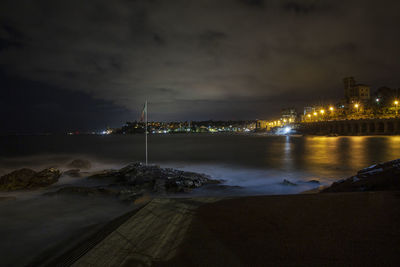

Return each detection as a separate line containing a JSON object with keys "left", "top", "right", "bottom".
{"left": 0, "top": 168, "right": 37, "bottom": 190}
{"left": 87, "top": 169, "right": 120, "bottom": 179}
{"left": 322, "top": 159, "right": 400, "bottom": 193}
{"left": 30, "top": 168, "right": 61, "bottom": 188}
{"left": 88, "top": 162, "right": 220, "bottom": 193}
{"left": 281, "top": 179, "right": 297, "bottom": 186}
{"left": 67, "top": 159, "right": 91, "bottom": 169}
{"left": 0, "top": 168, "right": 61, "bottom": 191}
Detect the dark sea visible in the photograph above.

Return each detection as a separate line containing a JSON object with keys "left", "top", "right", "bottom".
{"left": 1, "top": 133, "right": 399, "bottom": 194}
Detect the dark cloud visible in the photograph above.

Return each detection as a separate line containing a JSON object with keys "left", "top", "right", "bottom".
{"left": 1, "top": 0, "right": 400, "bottom": 132}
{"left": 200, "top": 30, "right": 227, "bottom": 42}
{"left": 153, "top": 33, "right": 166, "bottom": 45}
{"left": 0, "top": 73, "right": 134, "bottom": 133}
{"left": 282, "top": 1, "right": 317, "bottom": 14}
{"left": 239, "top": 0, "right": 265, "bottom": 7}
{"left": 0, "top": 22, "right": 25, "bottom": 51}
{"left": 331, "top": 42, "right": 358, "bottom": 55}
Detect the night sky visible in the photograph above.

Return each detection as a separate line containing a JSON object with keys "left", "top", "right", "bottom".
{"left": 1, "top": 0, "right": 400, "bottom": 133}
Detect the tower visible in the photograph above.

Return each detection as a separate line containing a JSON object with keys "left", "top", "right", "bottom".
{"left": 343, "top": 77, "right": 355, "bottom": 101}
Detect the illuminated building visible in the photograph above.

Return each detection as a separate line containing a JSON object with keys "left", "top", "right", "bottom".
{"left": 343, "top": 76, "right": 370, "bottom": 104}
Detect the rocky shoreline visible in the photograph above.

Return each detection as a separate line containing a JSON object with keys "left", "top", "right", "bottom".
{"left": 0, "top": 160, "right": 221, "bottom": 201}
{"left": 322, "top": 158, "right": 400, "bottom": 193}
{"left": 1, "top": 158, "right": 400, "bottom": 199}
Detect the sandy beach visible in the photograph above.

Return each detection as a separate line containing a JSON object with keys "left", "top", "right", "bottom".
{"left": 152, "top": 192, "right": 400, "bottom": 266}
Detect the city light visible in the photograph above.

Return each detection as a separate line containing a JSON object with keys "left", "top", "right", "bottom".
{"left": 313, "top": 112, "right": 317, "bottom": 116}
{"left": 329, "top": 106, "right": 334, "bottom": 111}
{"left": 354, "top": 103, "right": 359, "bottom": 108}
{"left": 307, "top": 114, "right": 311, "bottom": 118}
{"left": 394, "top": 100, "right": 399, "bottom": 105}
{"left": 320, "top": 109, "right": 325, "bottom": 114}
{"left": 376, "top": 98, "right": 380, "bottom": 102}
{"left": 283, "top": 126, "right": 291, "bottom": 134}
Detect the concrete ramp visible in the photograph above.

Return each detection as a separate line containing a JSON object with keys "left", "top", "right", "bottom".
{"left": 73, "top": 197, "right": 221, "bottom": 267}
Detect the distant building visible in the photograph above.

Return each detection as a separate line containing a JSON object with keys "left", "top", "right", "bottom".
{"left": 303, "top": 106, "right": 314, "bottom": 115}
{"left": 374, "top": 86, "right": 400, "bottom": 106}
{"left": 256, "top": 120, "right": 269, "bottom": 130}
{"left": 281, "top": 108, "right": 297, "bottom": 122}
{"left": 343, "top": 77, "right": 370, "bottom": 104}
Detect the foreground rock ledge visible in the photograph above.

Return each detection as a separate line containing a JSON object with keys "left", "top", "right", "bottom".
{"left": 322, "top": 158, "right": 400, "bottom": 193}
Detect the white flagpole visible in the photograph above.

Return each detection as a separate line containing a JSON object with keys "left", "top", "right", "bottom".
{"left": 145, "top": 100, "right": 148, "bottom": 165}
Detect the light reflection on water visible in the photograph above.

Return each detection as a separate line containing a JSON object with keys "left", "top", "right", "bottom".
{"left": 292, "top": 136, "right": 397, "bottom": 177}
{"left": 388, "top": 136, "right": 400, "bottom": 160}
{"left": 0, "top": 134, "right": 399, "bottom": 186}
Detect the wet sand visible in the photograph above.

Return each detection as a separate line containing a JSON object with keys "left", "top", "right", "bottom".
{"left": 156, "top": 191, "right": 400, "bottom": 266}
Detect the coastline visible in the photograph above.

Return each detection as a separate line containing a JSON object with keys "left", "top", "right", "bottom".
{"left": 2, "top": 156, "right": 400, "bottom": 266}
{"left": 48, "top": 158, "right": 400, "bottom": 266}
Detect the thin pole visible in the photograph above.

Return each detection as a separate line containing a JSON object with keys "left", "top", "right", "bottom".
{"left": 145, "top": 100, "right": 148, "bottom": 165}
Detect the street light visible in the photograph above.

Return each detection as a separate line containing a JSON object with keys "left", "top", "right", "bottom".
{"left": 354, "top": 103, "right": 359, "bottom": 113}
{"left": 320, "top": 109, "right": 325, "bottom": 114}
{"left": 395, "top": 100, "right": 399, "bottom": 115}
{"left": 329, "top": 106, "right": 334, "bottom": 111}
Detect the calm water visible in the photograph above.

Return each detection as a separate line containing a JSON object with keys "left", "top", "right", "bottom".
{"left": 1, "top": 134, "right": 400, "bottom": 194}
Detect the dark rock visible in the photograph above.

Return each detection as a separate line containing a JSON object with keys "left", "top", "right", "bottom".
{"left": 0, "top": 168, "right": 61, "bottom": 191}
{"left": 0, "top": 168, "right": 37, "bottom": 190}
{"left": 29, "top": 168, "right": 61, "bottom": 188}
{"left": 63, "top": 169, "right": 81, "bottom": 178}
{"left": 57, "top": 162, "right": 219, "bottom": 197}
{"left": 281, "top": 179, "right": 297, "bottom": 186}
{"left": 67, "top": 159, "right": 91, "bottom": 170}
{"left": 322, "top": 159, "right": 400, "bottom": 193}
{"left": 307, "top": 180, "right": 320, "bottom": 184}
{"left": 89, "top": 162, "right": 220, "bottom": 194}
{"left": 87, "top": 170, "right": 119, "bottom": 179}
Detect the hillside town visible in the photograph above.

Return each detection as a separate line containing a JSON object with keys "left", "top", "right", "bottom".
{"left": 111, "top": 120, "right": 257, "bottom": 135}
